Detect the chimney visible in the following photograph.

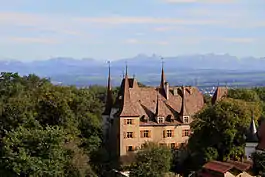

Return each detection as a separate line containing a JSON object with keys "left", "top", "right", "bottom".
{"left": 164, "top": 82, "right": 169, "bottom": 99}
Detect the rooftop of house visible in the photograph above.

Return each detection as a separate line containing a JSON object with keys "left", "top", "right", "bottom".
{"left": 114, "top": 76, "right": 205, "bottom": 124}
{"left": 202, "top": 160, "right": 252, "bottom": 175}
{"left": 211, "top": 86, "right": 228, "bottom": 105}
{"left": 103, "top": 65, "right": 228, "bottom": 126}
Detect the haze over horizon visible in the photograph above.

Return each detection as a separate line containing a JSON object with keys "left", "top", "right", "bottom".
{"left": 0, "top": 0, "right": 264, "bottom": 61}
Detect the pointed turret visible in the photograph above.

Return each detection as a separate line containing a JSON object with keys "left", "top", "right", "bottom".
{"left": 103, "top": 61, "right": 113, "bottom": 115}
{"left": 160, "top": 61, "right": 165, "bottom": 89}
{"left": 160, "top": 58, "right": 169, "bottom": 99}
{"left": 246, "top": 114, "right": 258, "bottom": 143}
{"left": 155, "top": 93, "right": 163, "bottom": 117}
{"left": 180, "top": 86, "right": 189, "bottom": 123}
{"left": 120, "top": 65, "right": 139, "bottom": 117}
{"left": 212, "top": 86, "right": 228, "bottom": 105}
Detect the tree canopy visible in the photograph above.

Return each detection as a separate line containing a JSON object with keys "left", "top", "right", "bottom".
{"left": 0, "top": 72, "right": 105, "bottom": 176}
{"left": 187, "top": 98, "right": 262, "bottom": 170}
{"left": 130, "top": 142, "right": 172, "bottom": 177}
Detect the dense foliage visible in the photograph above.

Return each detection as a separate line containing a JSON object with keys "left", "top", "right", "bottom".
{"left": 183, "top": 87, "right": 265, "bottom": 173}
{"left": 0, "top": 72, "right": 105, "bottom": 176}
{"left": 252, "top": 151, "right": 265, "bottom": 176}
{"left": 130, "top": 142, "right": 172, "bottom": 177}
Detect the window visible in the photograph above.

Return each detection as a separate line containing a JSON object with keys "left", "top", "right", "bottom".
{"left": 143, "top": 130, "right": 149, "bottom": 138}
{"left": 127, "top": 132, "right": 133, "bottom": 138}
{"left": 167, "top": 130, "right": 173, "bottom": 137}
{"left": 182, "top": 129, "right": 190, "bottom": 137}
{"left": 183, "top": 116, "right": 189, "bottom": 123}
{"left": 171, "top": 143, "right": 175, "bottom": 149}
{"left": 158, "top": 117, "right": 164, "bottom": 123}
{"left": 163, "top": 130, "right": 174, "bottom": 138}
{"left": 126, "top": 119, "right": 133, "bottom": 125}
{"left": 140, "top": 130, "right": 151, "bottom": 138}
{"left": 126, "top": 146, "right": 134, "bottom": 152}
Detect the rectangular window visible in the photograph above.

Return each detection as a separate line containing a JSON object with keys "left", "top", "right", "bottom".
{"left": 182, "top": 129, "right": 190, "bottom": 137}
{"left": 167, "top": 130, "right": 173, "bottom": 137}
{"left": 158, "top": 117, "right": 164, "bottom": 123}
{"left": 127, "top": 132, "right": 133, "bottom": 138}
{"left": 183, "top": 116, "right": 189, "bottom": 123}
{"left": 143, "top": 130, "right": 149, "bottom": 138}
{"left": 126, "top": 146, "right": 134, "bottom": 152}
{"left": 140, "top": 130, "right": 151, "bottom": 138}
{"left": 126, "top": 119, "right": 133, "bottom": 125}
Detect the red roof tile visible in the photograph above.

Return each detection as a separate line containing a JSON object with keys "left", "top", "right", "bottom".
{"left": 203, "top": 161, "right": 234, "bottom": 173}
{"left": 226, "top": 160, "right": 251, "bottom": 171}
{"left": 212, "top": 87, "right": 228, "bottom": 105}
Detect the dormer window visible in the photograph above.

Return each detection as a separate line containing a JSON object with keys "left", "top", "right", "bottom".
{"left": 158, "top": 117, "right": 164, "bottom": 123}
{"left": 141, "top": 115, "right": 148, "bottom": 122}
{"left": 167, "top": 115, "right": 174, "bottom": 122}
{"left": 183, "top": 116, "right": 189, "bottom": 123}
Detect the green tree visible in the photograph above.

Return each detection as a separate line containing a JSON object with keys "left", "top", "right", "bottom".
{"left": 228, "top": 88, "right": 260, "bottom": 102}
{"left": 252, "top": 151, "right": 265, "bottom": 176}
{"left": 188, "top": 98, "right": 261, "bottom": 170}
{"left": 253, "top": 87, "right": 265, "bottom": 102}
{"left": 0, "top": 72, "right": 104, "bottom": 176}
{"left": 130, "top": 142, "right": 172, "bottom": 177}
{"left": 0, "top": 126, "right": 71, "bottom": 176}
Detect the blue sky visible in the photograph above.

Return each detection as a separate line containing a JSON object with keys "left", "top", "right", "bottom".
{"left": 0, "top": 0, "right": 264, "bottom": 61}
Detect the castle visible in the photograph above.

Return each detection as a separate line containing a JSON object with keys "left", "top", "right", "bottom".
{"left": 102, "top": 64, "right": 224, "bottom": 164}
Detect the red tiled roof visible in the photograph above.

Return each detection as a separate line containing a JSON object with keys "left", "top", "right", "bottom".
{"left": 203, "top": 161, "right": 234, "bottom": 173}
{"left": 180, "top": 87, "right": 190, "bottom": 117}
{"left": 114, "top": 75, "right": 205, "bottom": 122}
{"left": 226, "top": 160, "right": 251, "bottom": 171}
{"left": 212, "top": 87, "right": 228, "bottom": 105}
{"left": 120, "top": 75, "right": 140, "bottom": 117}
{"left": 203, "top": 160, "right": 252, "bottom": 174}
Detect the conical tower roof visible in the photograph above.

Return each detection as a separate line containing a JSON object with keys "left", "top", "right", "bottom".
{"left": 180, "top": 86, "right": 189, "bottom": 117}
{"left": 246, "top": 115, "right": 258, "bottom": 143}
{"left": 103, "top": 61, "right": 113, "bottom": 115}
{"left": 120, "top": 66, "right": 140, "bottom": 117}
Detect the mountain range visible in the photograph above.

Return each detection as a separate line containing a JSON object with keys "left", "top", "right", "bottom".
{"left": 0, "top": 54, "right": 265, "bottom": 87}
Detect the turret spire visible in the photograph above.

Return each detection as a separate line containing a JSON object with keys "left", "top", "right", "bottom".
{"left": 180, "top": 86, "right": 189, "bottom": 119}
{"left": 160, "top": 57, "right": 165, "bottom": 89}
{"left": 103, "top": 61, "right": 113, "bottom": 115}
{"left": 246, "top": 111, "right": 258, "bottom": 142}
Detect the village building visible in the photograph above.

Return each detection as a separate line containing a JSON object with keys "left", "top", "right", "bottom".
{"left": 199, "top": 160, "right": 253, "bottom": 177}
{"left": 102, "top": 64, "right": 206, "bottom": 164}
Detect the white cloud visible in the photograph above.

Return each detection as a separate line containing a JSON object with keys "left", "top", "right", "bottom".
{"left": 220, "top": 37, "right": 256, "bottom": 43}
{"left": 124, "top": 39, "right": 169, "bottom": 45}
{"left": 125, "top": 39, "right": 139, "bottom": 44}
{"left": 8, "top": 37, "right": 59, "bottom": 44}
{"left": 75, "top": 16, "right": 221, "bottom": 25}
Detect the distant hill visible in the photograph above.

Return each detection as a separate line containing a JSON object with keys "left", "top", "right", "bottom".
{"left": 0, "top": 54, "right": 265, "bottom": 87}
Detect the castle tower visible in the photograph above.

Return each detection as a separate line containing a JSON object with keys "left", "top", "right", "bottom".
{"left": 160, "top": 58, "right": 169, "bottom": 99}
{"left": 180, "top": 86, "right": 190, "bottom": 124}
{"left": 102, "top": 61, "right": 113, "bottom": 141}
{"left": 245, "top": 114, "right": 258, "bottom": 159}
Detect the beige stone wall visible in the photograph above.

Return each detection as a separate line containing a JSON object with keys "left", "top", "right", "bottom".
{"left": 225, "top": 172, "right": 236, "bottom": 177}
{"left": 119, "top": 117, "right": 190, "bottom": 157}
{"left": 120, "top": 117, "right": 140, "bottom": 156}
